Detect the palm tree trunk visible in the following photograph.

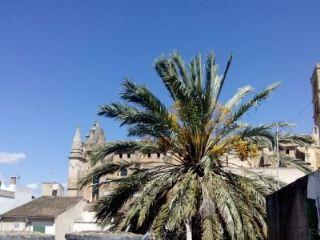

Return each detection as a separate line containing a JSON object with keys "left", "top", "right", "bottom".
{"left": 185, "top": 219, "right": 192, "bottom": 240}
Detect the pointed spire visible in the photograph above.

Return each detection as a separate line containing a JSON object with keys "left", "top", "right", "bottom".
{"left": 71, "top": 127, "right": 82, "bottom": 150}
{"left": 69, "top": 126, "right": 83, "bottom": 158}
{"left": 84, "top": 121, "right": 106, "bottom": 149}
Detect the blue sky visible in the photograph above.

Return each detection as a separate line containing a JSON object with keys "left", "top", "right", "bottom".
{"left": 0, "top": 0, "right": 320, "bottom": 191}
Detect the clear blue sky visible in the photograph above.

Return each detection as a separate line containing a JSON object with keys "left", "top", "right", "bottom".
{"left": 0, "top": 0, "right": 319, "bottom": 190}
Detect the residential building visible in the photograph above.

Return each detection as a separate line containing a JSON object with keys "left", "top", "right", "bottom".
{"left": 0, "top": 196, "right": 84, "bottom": 240}
{"left": 0, "top": 177, "right": 33, "bottom": 215}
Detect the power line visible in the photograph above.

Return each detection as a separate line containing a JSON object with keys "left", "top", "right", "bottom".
{"left": 289, "top": 101, "right": 312, "bottom": 122}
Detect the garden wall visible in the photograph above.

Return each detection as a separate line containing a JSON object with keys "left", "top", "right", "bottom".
{"left": 0, "top": 232, "right": 54, "bottom": 240}
{"left": 65, "top": 232, "right": 148, "bottom": 240}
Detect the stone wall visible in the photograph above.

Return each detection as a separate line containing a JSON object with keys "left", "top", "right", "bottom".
{"left": 267, "top": 175, "right": 309, "bottom": 240}
{"left": 266, "top": 171, "right": 320, "bottom": 240}
{"left": 65, "top": 231, "right": 147, "bottom": 240}
{"left": 0, "top": 232, "right": 54, "bottom": 240}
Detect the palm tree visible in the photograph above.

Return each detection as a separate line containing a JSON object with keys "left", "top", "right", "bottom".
{"left": 81, "top": 52, "right": 313, "bottom": 239}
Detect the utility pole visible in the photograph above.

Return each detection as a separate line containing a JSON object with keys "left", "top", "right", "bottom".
{"left": 275, "top": 123, "right": 280, "bottom": 188}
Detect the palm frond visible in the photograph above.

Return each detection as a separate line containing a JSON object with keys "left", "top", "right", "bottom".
{"left": 279, "top": 134, "right": 315, "bottom": 146}
{"left": 230, "top": 82, "right": 280, "bottom": 124}
{"left": 93, "top": 170, "right": 151, "bottom": 226}
{"left": 225, "top": 85, "right": 253, "bottom": 110}
{"left": 121, "top": 79, "right": 168, "bottom": 117}
{"left": 154, "top": 57, "right": 189, "bottom": 102}
{"left": 98, "top": 103, "right": 162, "bottom": 127}
{"left": 212, "top": 55, "right": 232, "bottom": 104}
{"left": 280, "top": 154, "right": 312, "bottom": 174}
{"left": 171, "top": 51, "right": 190, "bottom": 86}
{"left": 79, "top": 162, "right": 124, "bottom": 189}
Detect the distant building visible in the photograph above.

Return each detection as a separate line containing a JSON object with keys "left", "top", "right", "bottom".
{"left": 42, "top": 182, "right": 64, "bottom": 197}
{"left": 0, "top": 177, "right": 33, "bottom": 215}
{"left": 67, "top": 121, "right": 167, "bottom": 202}
{"left": 311, "top": 63, "right": 320, "bottom": 134}
{"left": 0, "top": 196, "right": 83, "bottom": 240}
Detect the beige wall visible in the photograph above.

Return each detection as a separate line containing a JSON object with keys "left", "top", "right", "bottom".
{"left": 0, "top": 221, "right": 28, "bottom": 232}
{"left": 0, "top": 219, "right": 54, "bottom": 235}
{"left": 54, "top": 200, "right": 84, "bottom": 240}
{"left": 42, "top": 183, "right": 64, "bottom": 197}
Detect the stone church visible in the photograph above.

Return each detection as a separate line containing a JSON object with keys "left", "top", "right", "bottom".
{"left": 67, "top": 121, "right": 165, "bottom": 202}
{"left": 67, "top": 122, "right": 105, "bottom": 201}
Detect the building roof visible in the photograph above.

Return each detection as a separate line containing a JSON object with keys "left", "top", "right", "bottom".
{"left": 1, "top": 196, "right": 82, "bottom": 220}
{"left": 0, "top": 189, "right": 14, "bottom": 198}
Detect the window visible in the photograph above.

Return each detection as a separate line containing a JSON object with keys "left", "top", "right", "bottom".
{"left": 286, "top": 149, "right": 290, "bottom": 155}
{"left": 119, "top": 153, "right": 123, "bottom": 158}
{"left": 33, "top": 225, "right": 45, "bottom": 233}
{"left": 127, "top": 153, "right": 131, "bottom": 158}
{"left": 52, "top": 189, "right": 57, "bottom": 196}
{"left": 120, "top": 168, "right": 128, "bottom": 176}
{"left": 157, "top": 153, "right": 161, "bottom": 158}
{"left": 147, "top": 153, "right": 151, "bottom": 158}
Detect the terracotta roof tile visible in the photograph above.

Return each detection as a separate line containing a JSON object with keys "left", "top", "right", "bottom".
{"left": 1, "top": 196, "right": 82, "bottom": 219}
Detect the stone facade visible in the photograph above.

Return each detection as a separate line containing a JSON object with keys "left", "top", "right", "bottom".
{"left": 311, "top": 63, "right": 320, "bottom": 132}
{"left": 67, "top": 122, "right": 167, "bottom": 202}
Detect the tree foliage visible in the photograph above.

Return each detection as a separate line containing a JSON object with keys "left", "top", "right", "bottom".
{"left": 81, "top": 51, "right": 313, "bottom": 239}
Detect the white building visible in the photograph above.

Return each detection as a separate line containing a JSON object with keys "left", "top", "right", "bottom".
{"left": 0, "top": 177, "right": 34, "bottom": 215}
{"left": 0, "top": 196, "right": 84, "bottom": 240}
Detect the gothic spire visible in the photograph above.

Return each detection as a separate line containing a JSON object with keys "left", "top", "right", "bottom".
{"left": 69, "top": 126, "right": 83, "bottom": 158}
{"left": 71, "top": 126, "right": 82, "bottom": 150}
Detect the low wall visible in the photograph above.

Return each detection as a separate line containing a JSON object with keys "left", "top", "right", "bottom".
{"left": 267, "top": 171, "right": 320, "bottom": 240}
{"left": 267, "top": 175, "right": 309, "bottom": 240}
{"left": 0, "top": 232, "right": 54, "bottom": 240}
{"left": 65, "top": 231, "right": 147, "bottom": 240}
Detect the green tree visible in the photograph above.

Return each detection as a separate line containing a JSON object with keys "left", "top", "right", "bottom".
{"left": 81, "top": 52, "right": 313, "bottom": 239}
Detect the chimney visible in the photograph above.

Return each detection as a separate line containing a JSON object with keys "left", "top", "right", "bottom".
{"left": 10, "top": 176, "right": 17, "bottom": 185}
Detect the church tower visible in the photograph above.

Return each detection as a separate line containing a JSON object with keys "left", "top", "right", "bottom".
{"left": 67, "top": 127, "right": 86, "bottom": 197}
{"left": 83, "top": 121, "right": 106, "bottom": 201}
{"left": 311, "top": 63, "right": 320, "bottom": 140}
{"left": 67, "top": 122, "right": 106, "bottom": 200}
